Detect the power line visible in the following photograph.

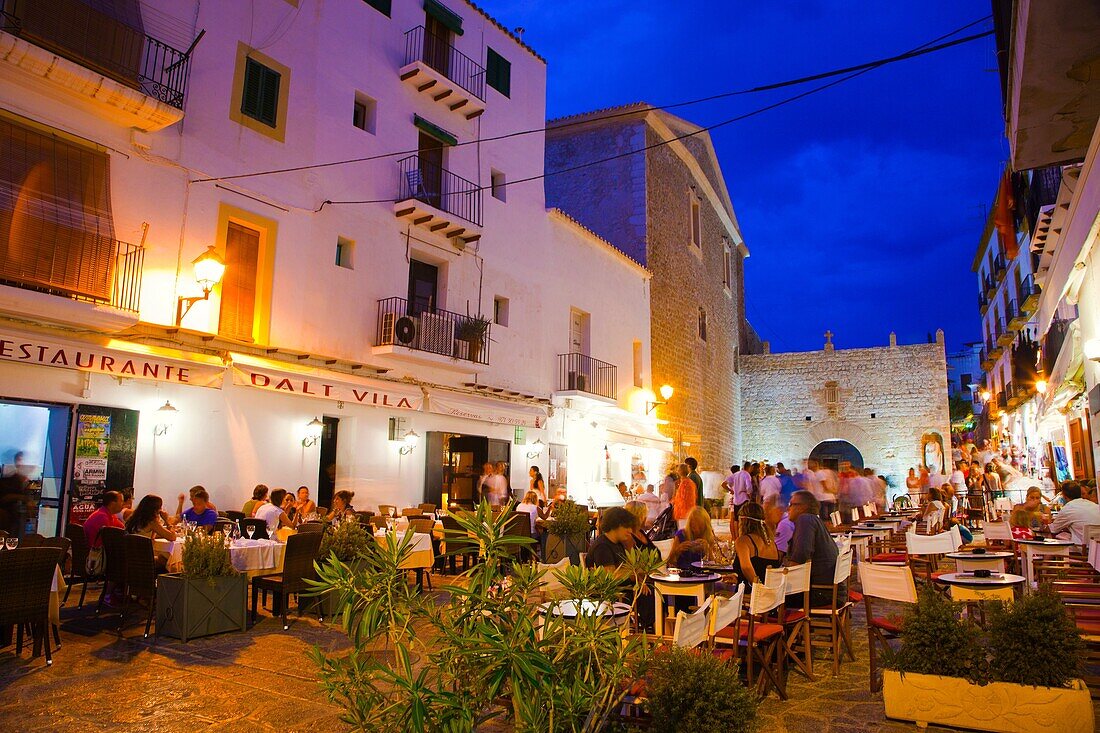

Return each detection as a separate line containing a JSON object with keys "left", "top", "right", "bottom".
{"left": 317, "top": 24, "right": 994, "bottom": 210}
{"left": 193, "top": 17, "right": 992, "bottom": 185}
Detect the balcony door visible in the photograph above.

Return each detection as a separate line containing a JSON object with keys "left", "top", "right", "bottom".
{"left": 408, "top": 259, "right": 438, "bottom": 317}
{"left": 417, "top": 132, "right": 445, "bottom": 210}
{"left": 424, "top": 15, "right": 452, "bottom": 77}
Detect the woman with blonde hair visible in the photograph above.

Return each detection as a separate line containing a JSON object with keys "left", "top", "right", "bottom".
{"left": 731, "top": 501, "right": 780, "bottom": 585}
{"left": 668, "top": 506, "right": 716, "bottom": 570}
{"left": 624, "top": 500, "right": 657, "bottom": 552}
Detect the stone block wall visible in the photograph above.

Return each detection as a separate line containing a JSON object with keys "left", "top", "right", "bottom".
{"left": 739, "top": 338, "right": 951, "bottom": 487}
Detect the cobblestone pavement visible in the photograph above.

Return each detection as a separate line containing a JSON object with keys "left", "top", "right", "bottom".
{"left": 2, "top": 575, "right": 1097, "bottom": 732}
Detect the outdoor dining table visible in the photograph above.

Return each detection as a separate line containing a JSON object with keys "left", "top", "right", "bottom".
{"left": 947, "top": 550, "right": 1014, "bottom": 574}
{"left": 374, "top": 530, "right": 435, "bottom": 587}
{"left": 155, "top": 537, "right": 286, "bottom": 576}
{"left": 934, "top": 571, "right": 1026, "bottom": 602}
{"left": 1015, "top": 537, "right": 1075, "bottom": 588}
{"left": 648, "top": 571, "right": 721, "bottom": 637}
{"left": 691, "top": 560, "right": 737, "bottom": 574}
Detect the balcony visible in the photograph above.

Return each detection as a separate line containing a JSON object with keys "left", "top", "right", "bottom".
{"left": 394, "top": 156, "right": 483, "bottom": 243}
{"left": 555, "top": 353, "right": 617, "bottom": 404}
{"left": 993, "top": 253, "right": 1007, "bottom": 284}
{"left": 1006, "top": 298, "right": 1028, "bottom": 331}
{"left": 372, "top": 297, "right": 491, "bottom": 372}
{"left": 997, "top": 391, "right": 1008, "bottom": 410}
{"left": 978, "top": 291, "right": 989, "bottom": 314}
{"left": 1019, "top": 275, "right": 1041, "bottom": 314}
{"left": 399, "top": 25, "right": 485, "bottom": 120}
{"left": 984, "top": 274, "right": 996, "bottom": 299}
{"left": 987, "top": 333, "right": 1004, "bottom": 361}
{"left": 0, "top": 0, "right": 191, "bottom": 131}
{"left": 1006, "top": 382, "right": 1024, "bottom": 409}
{"left": 980, "top": 347, "right": 993, "bottom": 371}
{"left": 1041, "top": 317, "right": 1073, "bottom": 377}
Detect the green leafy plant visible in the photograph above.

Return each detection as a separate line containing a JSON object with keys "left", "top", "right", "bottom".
{"left": 308, "top": 500, "right": 650, "bottom": 732}
{"left": 546, "top": 499, "right": 591, "bottom": 537}
{"left": 180, "top": 531, "right": 237, "bottom": 583}
{"left": 455, "top": 313, "right": 491, "bottom": 343}
{"left": 886, "top": 587, "right": 988, "bottom": 684}
{"left": 988, "top": 584, "right": 1085, "bottom": 687}
{"left": 643, "top": 646, "right": 757, "bottom": 733}
{"left": 319, "top": 518, "right": 372, "bottom": 563}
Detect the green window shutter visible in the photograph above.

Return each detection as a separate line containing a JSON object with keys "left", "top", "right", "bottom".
{"left": 364, "top": 0, "right": 391, "bottom": 16}
{"left": 424, "top": 0, "right": 463, "bottom": 35}
{"left": 486, "top": 47, "right": 510, "bottom": 98}
{"left": 242, "top": 58, "right": 280, "bottom": 128}
{"left": 413, "top": 115, "right": 457, "bottom": 146}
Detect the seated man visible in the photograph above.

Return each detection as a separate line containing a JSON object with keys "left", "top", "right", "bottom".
{"left": 586, "top": 506, "right": 654, "bottom": 632}
{"left": 785, "top": 490, "right": 840, "bottom": 607}
{"left": 1048, "top": 482, "right": 1100, "bottom": 545}
{"left": 84, "top": 490, "right": 124, "bottom": 549}
{"left": 179, "top": 486, "right": 218, "bottom": 528}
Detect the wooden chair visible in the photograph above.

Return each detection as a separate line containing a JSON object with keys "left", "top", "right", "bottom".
{"left": 251, "top": 531, "right": 323, "bottom": 630}
{"left": 906, "top": 529, "right": 961, "bottom": 584}
{"left": 671, "top": 596, "right": 713, "bottom": 649}
{"left": 0, "top": 547, "right": 62, "bottom": 666}
{"left": 740, "top": 578, "right": 788, "bottom": 699}
{"left": 858, "top": 562, "right": 918, "bottom": 692}
{"left": 809, "top": 549, "right": 855, "bottom": 675}
{"left": 95, "top": 527, "right": 127, "bottom": 615}
{"left": 120, "top": 534, "right": 157, "bottom": 637}
{"left": 766, "top": 561, "right": 814, "bottom": 681}
{"left": 708, "top": 583, "right": 745, "bottom": 650}
{"left": 63, "top": 523, "right": 99, "bottom": 608}
{"left": 440, "top": 514, "right": 478, "bottom": 573}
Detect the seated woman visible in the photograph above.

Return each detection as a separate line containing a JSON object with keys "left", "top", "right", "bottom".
{"left": 624, "top": 501, "right": 657, "bottom": 553}
{"left": 730, "top": 501, "right": 780, "bottom": 586}
{"left": 255, "top": 488, "right": 296, "bottom": 536}
{"left": 125, "top": 494, "right": 177, "bottom": 571}
{"left": 294, "top": 486, "right": 317, "bottom": 520}
{"left": 918, "top": 487, "right": 946, "bottom": 528}
{"left": 243, "top": 484, "right": 269, "bottom": 517}
{"left": 667, "top": 507, "right": 716, "bottom": 571}
{"left": 515, "top": 490, "right": 541, "bottom": 536}
{"left": 327, "top": 490, "right": 356, "bottom": 521}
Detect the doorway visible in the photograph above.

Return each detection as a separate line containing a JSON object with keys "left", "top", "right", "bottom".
{"left": 424, "top": 431, "right": 511, "bottom": 507}
{"left": 408, "top": 259, "right": 439, "bottom": 316}
{"left": 417, "top": 131, "right": 445, "bottom": 210}
{"left": 809, "top": 439, "right": 864, "bottom": 472}
{"left": 423, "top": 13, "right": 452, "bottom": 77}
{"left": 0, "top": 398, "right": 72, "bottom": 537}
{"left": 317, "top": 416, "right": 339, "bottom": 510}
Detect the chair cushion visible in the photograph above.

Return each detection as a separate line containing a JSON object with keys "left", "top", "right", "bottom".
{"left": 711, "top": 647, "right": 738, "bottom": 663}
{"left": 871, "top": 553, "right": 908, "bottom": 563}
{"left": 714, "top": 622, "right": 785, "bottom": 642}
{"left": 781, "top": 609, "right": 806, "bottom": 623}
{"left": 869, "top": 615, "right": 903, "bottom": 634}
{"left": 848, "top": 590, "right": 864, "bottom": 603}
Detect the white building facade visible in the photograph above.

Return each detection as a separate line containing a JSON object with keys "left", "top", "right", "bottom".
{"left": 0, "top": 0, "right": 665, "bottom": 533}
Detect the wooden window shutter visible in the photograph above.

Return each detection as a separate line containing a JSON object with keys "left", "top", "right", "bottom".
{"left": 219, "top": 222, "right": 260, "bottom": 341}
{"left": 242, "top": 59, "right": 280, "bottom": 127}
{"left": 486, "top": 48, "right": 510, "bottom": 97}
{"left": 0, "top": 115, "right": 116, "bottom": 302}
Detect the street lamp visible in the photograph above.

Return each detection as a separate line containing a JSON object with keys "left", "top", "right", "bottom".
{"left": 176, "top": 246, "right": 226, "bottom": 325}
{"left": 646, "top": 384, "right": 674, "bottom": 415}
{"left": 980, "top": 389, "right": 992, "bottom": 402}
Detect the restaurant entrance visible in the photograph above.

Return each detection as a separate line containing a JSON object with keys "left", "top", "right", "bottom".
{"left": 424, "top": 431, "right": 511, "bottom": 507}
{"left": 0, "top": 398, "right": 71, "bottom": 537}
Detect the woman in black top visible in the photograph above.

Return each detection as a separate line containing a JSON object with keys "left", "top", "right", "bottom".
{"left": 731, "top": 501, "right": 780, "bottom": 585}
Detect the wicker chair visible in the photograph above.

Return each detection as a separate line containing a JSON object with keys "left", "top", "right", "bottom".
{"left": 440, "top": 514, "right": 478, "bottom": 573}
{"left": 297, "top": 521, "right": 325, "bottom": 534}
{"left": 251, "top": 531, "right": 323, "bottom": 630}
{"left": 418, "top": 503, "right": 437, "bottom": 514}
{"left": 224, "top": 510, "right": 246, "bottom": 522}
{"left": 95, "top": 527, "right": 127, "bottom": 615}
{"left": 120, "top": 534, "right": 158, "bottom": 637}
{"left": 39, "top": 536, "right": 71, "bottom": 647}
{"left": 19, "top": 533, "right": 45, "bottom": 548}
{"left": 238, "top": 518, "right": 269, "bottom": 541}
{"left": 0, "top": 547, "right": 63, "bottom": 665}
{"left": 63, "top": 524, "right": 99, "bottom": 609}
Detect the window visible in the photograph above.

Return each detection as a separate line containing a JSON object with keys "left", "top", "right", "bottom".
{"left": 363, "top": 0, "right": 391, "bottom": 16}
{"left": 408, "top": 259, "right": 439, "bottom": 316}
{"left": 486, "top": 47, "right": 511, "bottom": 97}
{"left": 220, "top": 222, "right": 261, "bottom": 341}
{"left": 491, "top": 169, "right": 507, "bottom": 202}
{"left": 569, "top": 308, "right": 590, "bottom": 355}
{"left": 335, "top": 237, "right": 354, "bottom": 269}
{"left": 493, "top": 296, "right": 509, "bottom": 326}
{"left": 698, "top": 307, "right": 707, "bottom": 342}
{"left": 353, "top": 93, "right": 376, "bottom": 134}
{"left": 633, "top": 340, "right": 643, "bottom": 388}
{"left": 690, "top": 199, "right": 701, "bottom": 249}
{"left": 241, "top": 58, "right": 281, "bottom": 127}
{"left": 825, "top": 382, "right": 839, "bottom": 405}
{"left": 722, "top": 238, "right": 732, "bottom": 290}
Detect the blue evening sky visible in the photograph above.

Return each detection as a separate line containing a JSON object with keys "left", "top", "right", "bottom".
{"left": 477, "top": 0, "right": 1002, "bottom": 352}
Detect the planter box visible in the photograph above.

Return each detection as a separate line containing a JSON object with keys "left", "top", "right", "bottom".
{"left": 156, "top": 573, "right": 248, "bottom": 642}
{"left": 883, "top": 670, "right": 1094, "bottom": 733}
{"left": 544, "top": 533, "right": 586, "bottom": 565}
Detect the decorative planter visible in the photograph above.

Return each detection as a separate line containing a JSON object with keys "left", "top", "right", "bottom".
{"left": 156, "top": 573, "right": 248, "bottom": 642}
{"left": 883, "top": 671, "right": 1094, "bottom": 733}
{"left": 545, "top": 533, "right": 586, "bottom": 565}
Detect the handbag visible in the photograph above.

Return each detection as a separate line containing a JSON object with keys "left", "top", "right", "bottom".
{"left": 86, "top": 546, "right": 105, "bottom": 575}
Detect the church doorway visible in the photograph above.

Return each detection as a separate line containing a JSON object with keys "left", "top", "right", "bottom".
{"left": 809, "top": 439, "right": 864, "bottom": 472}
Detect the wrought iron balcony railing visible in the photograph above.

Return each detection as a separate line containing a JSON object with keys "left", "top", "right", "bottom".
{"left": 557, "top": 353, "right": 617, "bottom": 401}
{"left": 397, "top": 155, "right": 483, "bottom": 227}
{"left": 403, "top": 25, "right": 485, "bottom": 101}
{"left": 375, "top": 297, "right": 491, "bottom": 366}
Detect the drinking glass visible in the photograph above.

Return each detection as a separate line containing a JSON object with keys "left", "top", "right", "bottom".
{"left": 5, "top": 537, "right": 18, "bottom": 550}
{"left": 246, "top": 525, "right": 255, "bottom": 540}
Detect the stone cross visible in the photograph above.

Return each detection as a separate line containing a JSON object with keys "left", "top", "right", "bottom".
{"left": 824, "top": 330, "right": 834, "bottom": 348}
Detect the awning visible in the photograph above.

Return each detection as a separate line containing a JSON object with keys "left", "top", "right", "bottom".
{"left": 601, "top": 410, "right": 674, "bottom": 452}
{"left": 0, "top": 328, "right": 225, "bottom": 387}
{"left": 605, "top": 428, "right": 674, "bottom": 452}
{"left": 413, "top": 115, "right": 457, "bottom": 146}
{"left": 427, "top": 392, "right": 546, "bottom": 428}
{"left": 230, "top": 353, "right": 423, "bottom": 410}
{"left": 424, "top": 0, "right": 463, "bottom": 35}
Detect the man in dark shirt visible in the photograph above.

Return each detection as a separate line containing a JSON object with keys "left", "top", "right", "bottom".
{"left": 685, "top": 456, "right": 704, "bottom": 509}
{"left": 585, "top": 507, "right": 636, "bottom": 569}
{"left": 786, "top": 490, "right": 840, "bottom": 607}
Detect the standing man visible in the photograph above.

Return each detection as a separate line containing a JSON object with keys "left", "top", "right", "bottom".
{"left": 758, "top": 465, "right": 782, "bottom": 506}
{"left": 685, "top": 457, "right": 704, "bottom": 510}
{"left": 724, "top": 464, "right": 753, "bottom": 520}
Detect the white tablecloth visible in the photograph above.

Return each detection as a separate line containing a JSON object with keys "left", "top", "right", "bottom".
{"left": 155, "top": 538, "right": 285, "bottom": 573}
{"left": 374, "top": 531, "right": 434, "bottom": 569}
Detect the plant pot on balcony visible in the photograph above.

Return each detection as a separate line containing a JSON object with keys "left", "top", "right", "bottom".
{"left": 155, "top": 573, "right": 248, "bottom": 642}
{"left": 882, "top": 671, "right": 1092, "bottom": 733}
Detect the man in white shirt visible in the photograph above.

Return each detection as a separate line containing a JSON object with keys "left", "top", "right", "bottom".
{"left": 636, "top": 484, "right": 664, "bottom": 527}
{"left": 1048, "top": 483, "right": 1100, "bottom": 545}
{"left": 758, "top": 465, "right": 782, "bottom": 506}
{"left": 724, "top": 464, "right": 753, "bottom": 518}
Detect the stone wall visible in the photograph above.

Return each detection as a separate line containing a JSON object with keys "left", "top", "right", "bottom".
{"left": 739, "top": 335, "right": 951, "bottom": 487}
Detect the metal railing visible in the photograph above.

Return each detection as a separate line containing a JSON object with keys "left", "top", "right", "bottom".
{"left": 1004, "top": 299, "right": 1019, "bottom": 324}
{"left": 993, "top": 253, "right": 1007, "bottom": 281}
{"left": 403, "top": 25, "right": 485, "bottom": 101}
{"left": 983, "top": 274, "right": 995, "bottom": 295}
{"left": 997, "top": 391, "right": 1008, "bottom": 410}
{"left": 1019, "top": 274, "right": 1041, "bottom": 304}
{"left": 557, "top": 353, "right": 617, "bottom": 401}
{"left": 1042, "top": 317, "right": 1073, "bottom": 376}
{"left": 397, "top": 155, "right": 483, "bottom": 227}
{"left": 0, "top": 236, "right": 143, "bottom": 313}
{"left": 978, "top": 291, "right": 988, "bottom": 312}
{"left": 1, "top": 0, "right": 191, "bottom": 109}
{"left": 375, "top": 297, "right": 491, "bottom": 366}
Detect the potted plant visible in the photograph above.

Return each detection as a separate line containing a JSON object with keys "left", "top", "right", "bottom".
{"left": 883, "top": 586, "right": 1092, "bottom": 733}
{"left": 454, "top": 313, "right": 491, "bottom": 363}
{"left": 544, "top": 499, "right": 590, "bottom": 564}
{"left": 156, "top": 531, "right": 247, "bottom": 641}
{"left": 314, "top": 518, "right": 373, "bottom": 618}
{"left": 640, "top": 645, "right": 757, "bottom": 732}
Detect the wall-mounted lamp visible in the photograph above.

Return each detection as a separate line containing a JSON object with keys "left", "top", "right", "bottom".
{"left": 399, "top": 430, "right": 420, "bottom": 455}
{"left": 175, "top": 246, "right": 226, "bottom": 325}
{"left": 1035, "top": 376, "right": 1049, "bottom": 394}
{"left": 302, "top": 417, "right": 324, "bottom": 447}
{"left": 646, "top": 384, "right": 674, "bottom": 415}
{"left": 153, "top": 400, "right": 178, "bottom": 436}
{"left": 526, "top": 438, "right": 545, "bottom": 459}
{"left": 980, "top": 389, "right": 992, "bottom": 402}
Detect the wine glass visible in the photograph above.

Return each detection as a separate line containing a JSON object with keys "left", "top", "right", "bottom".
{"left": 246, "top": 524, "right": 255, "bottom": 540}
{"left": 5, "top": 537, "right": 18, "bottom": 550}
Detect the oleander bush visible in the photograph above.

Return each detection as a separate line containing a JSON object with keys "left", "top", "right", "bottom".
{"left": 319, "top": 517, "right": 373, "bottom": 563}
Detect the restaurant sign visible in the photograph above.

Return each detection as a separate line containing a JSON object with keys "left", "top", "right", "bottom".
{"left": 0, "top": 330, "right": 225, "bottom": 387}
{"left": 230, "top": 357, "right": 423, "bottom": 411}
{"left": 428, "top": 393, "right": 546, "bottom": 428}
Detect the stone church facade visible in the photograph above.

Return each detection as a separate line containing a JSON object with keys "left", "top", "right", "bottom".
{"left": 739, "top": 331, "right": 952, "bottom": 489}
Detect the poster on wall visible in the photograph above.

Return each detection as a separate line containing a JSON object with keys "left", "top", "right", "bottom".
{"left": 74, "top": 413, "right": 110, "bottom": 484}
{"left": 69, "top": 405, "right": 140, "bottom": 524}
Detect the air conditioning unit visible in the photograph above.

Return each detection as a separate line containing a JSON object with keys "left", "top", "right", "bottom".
{"left": 381, "top": 313, "right": 418, "bottom": 345}
{"left": 419, "top": 311, "right": 454, "bottom": 354}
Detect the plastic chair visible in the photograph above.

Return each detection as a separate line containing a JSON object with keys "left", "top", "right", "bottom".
{"left": 766, "top": 561, "right": 814, "bottom": 680}
{"left": 858, "top": 562, "right": 918, "bottom": 692}
{"left": 250, "top": 531, "right": 324, "bottom": 630}
{"left": 671, "top": 596, "right": 713, "bottom": 649}
{"left": 809, "top": 549, "right": 855, "bottom": 674}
